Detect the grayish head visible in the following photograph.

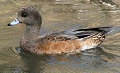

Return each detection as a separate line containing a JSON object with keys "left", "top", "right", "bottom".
{"left": 8, "top": 6, "right": 42, "bottom": 26}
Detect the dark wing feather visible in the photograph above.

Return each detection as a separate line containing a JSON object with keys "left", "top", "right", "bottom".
{"left": 74, "top": 26, "right": 114, "bottom": 38}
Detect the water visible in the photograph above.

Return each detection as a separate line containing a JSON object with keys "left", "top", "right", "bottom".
{"left": 0, "top": 0, "right": 120, "bottom": 73}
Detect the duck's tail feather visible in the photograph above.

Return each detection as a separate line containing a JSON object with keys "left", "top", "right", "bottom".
{"left": 105, "top": 26, "right": 120, "bottom": 35}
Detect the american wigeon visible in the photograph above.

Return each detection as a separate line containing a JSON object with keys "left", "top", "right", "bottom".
{"left": 8, "top": 7, "right": 117, "bottom": 54}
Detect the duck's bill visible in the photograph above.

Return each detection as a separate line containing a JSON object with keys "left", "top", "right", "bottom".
{"left": 8, "top": 19, "right": 20, "bottom": 26}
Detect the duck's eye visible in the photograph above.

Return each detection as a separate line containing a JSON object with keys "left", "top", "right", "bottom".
{"left": 21, "top": 12, "right": 28, "bottom": 17}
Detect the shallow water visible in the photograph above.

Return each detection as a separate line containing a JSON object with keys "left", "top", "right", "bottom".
{"left": 0, "top": 0, "right": 120, "bottom": 73}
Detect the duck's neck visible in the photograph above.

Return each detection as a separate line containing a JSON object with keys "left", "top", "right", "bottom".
{"left": 25, "top": 24, "right": 40, "bottom": 41}
{"left": 20, "top": 23, "right": 41, "bottom": 52}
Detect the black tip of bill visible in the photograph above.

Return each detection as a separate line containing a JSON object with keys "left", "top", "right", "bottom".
{"left": 7, "top": 19, "right": 20, "bottom": 26}
{"left": 7, "top": 23, "right": 11, "bottom": 26}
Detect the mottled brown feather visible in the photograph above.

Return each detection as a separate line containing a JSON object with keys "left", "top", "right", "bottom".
{"left": 34, "top": 39, "right": 81, "bottom": 54}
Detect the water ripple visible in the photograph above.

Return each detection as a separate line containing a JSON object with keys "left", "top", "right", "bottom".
{"left": 0, "top": 47, "right": 20, "bottom": 61}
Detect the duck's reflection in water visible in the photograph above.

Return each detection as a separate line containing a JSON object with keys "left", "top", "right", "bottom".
{"left": 16, "top": 47, "right": 119, "bottom": 73}
{"left": 18, "top": 48, "right": 50, "bottom": 73}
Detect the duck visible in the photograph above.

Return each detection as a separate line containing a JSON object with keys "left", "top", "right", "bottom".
{"left": 7, "top": 6, "right": 116, "bottom": 54}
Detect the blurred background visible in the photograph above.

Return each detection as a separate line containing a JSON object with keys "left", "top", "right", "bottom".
{"left": 0, "top": 0, "right": 120, "bottom": 73}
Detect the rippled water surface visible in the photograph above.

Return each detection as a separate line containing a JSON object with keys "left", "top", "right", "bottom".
{"left": 0, "top": 0, "right": 120, "bottom": 73}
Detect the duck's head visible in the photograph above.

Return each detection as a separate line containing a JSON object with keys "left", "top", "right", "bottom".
{"left": 8, "top": 6, "right": 42, "bottom": 26}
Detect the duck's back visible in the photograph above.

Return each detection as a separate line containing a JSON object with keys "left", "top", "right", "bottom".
{"left": 34, "top": 26, "right": 115, "bottom": 54}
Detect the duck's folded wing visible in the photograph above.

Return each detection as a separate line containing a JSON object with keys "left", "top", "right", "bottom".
{"left": 57, "top": 26, "right": 115, "bottom": 39}
{"left": 38, "top": 26, "right": 116, "bottom": 42}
